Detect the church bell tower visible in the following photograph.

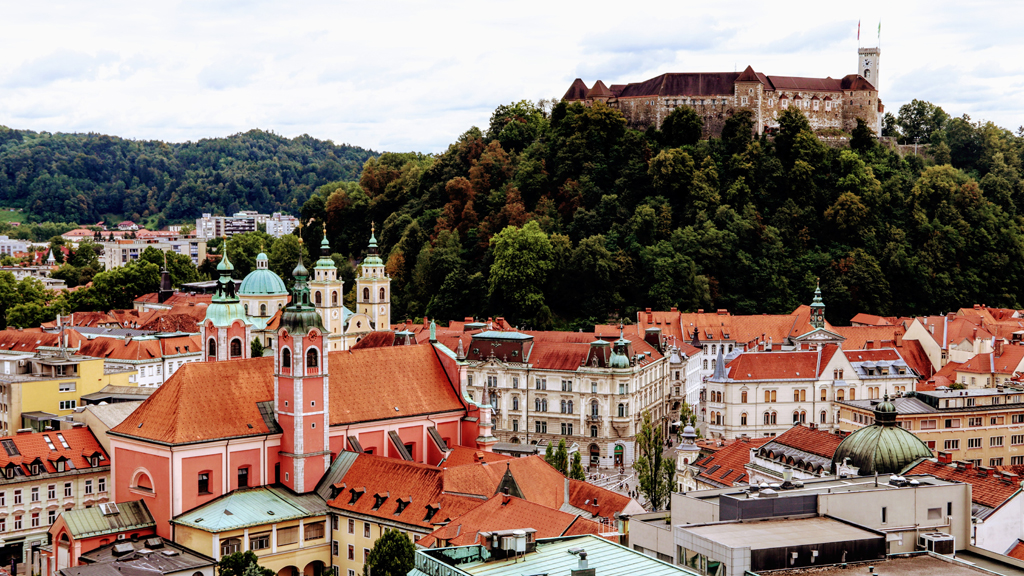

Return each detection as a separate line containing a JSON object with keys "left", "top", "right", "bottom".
{"left": 355, "top": 225, "right": 391, "bottom": 331}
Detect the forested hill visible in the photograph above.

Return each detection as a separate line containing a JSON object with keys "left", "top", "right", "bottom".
{"left": 0, "top": 127, "right": 377, "bottom": 224}
{"left": 296, "top": 101, "right": 1024, "bottom": 329}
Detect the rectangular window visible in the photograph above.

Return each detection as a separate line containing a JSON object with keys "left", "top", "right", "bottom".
{"left": 277, "top": 526, "right": 299, "bottom": 546}
{"left": 991, "top": 436, "right": 1004, "bottom": 447}
{"left": 364, "top": 522, "right": 370, "bottom": 538}
{"left": 944, "top": 439, "right": 960, "bottom": 450}
{"left": 250, "top": 533, "right": 270, "bottom": 551}
{"left": 968, "top": 438, "right": 982, "bottom": 449}
{"left": 305, "top": 522, "right": 325, "bottom": 541}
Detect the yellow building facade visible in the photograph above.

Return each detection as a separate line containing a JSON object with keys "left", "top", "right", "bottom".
{"left": 171, "top": 487, "right": 331, "bottom": 576}
{"left": 839, "top": 388, "right": 1024, "bottom": 467}
{"left": 0, "top": 351, "right": 136, "bottom": 434}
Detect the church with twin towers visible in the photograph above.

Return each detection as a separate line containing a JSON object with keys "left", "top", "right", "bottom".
{"left": 199, "top": 225, "right": 391, "bottom": 363}
{"left": 563, "top": 45, "right": 882, "bottom": 137}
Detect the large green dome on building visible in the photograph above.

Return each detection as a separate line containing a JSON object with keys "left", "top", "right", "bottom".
{"left": 239, "top": 253, "right": 288, "bottom": 296}
{"left": 831, "top": 396, "right": 933, "bottom": 476}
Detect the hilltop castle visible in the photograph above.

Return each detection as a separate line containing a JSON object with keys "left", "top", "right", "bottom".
{"left": 563, "top": 47, "right": 882, "bottom": 137}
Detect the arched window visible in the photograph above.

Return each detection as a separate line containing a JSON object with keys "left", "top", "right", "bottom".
{"left": 306, "top": 348, "right": 318, "bottom": 368}
{"left": 315, "top": 291, "right": 322, "bottom": 305}
{"left": 591, "top": 401, "right": 599, "bottom": 416}
{"left": 207, "top": 338, "right": 216, "bottom": 358}
{"left": 260, "top": 304, "right": 267, "bottom": 316}
{"left": 332, "top": 291, "right": 338, "bottom": 305}
{"left": 618, "top": 403, "right": 626, "bottom": 417}
{"left": 230, "top": 339, "right": 242, "bottom": 358}
{"left": 567, "top": 400, "right": 574, "bottom": 414}
{"left": 379, "top": 288, "right": 385, "bottom": 300}
{"left": 512, "top": 397, "right": 519, "bottom": 410}
{"left": 741, "top": 413, "right": 747, "bottom": 426}
{"left": 363, "top": 287, "right": 370, "bottom": 300}
{"left": 282, "top": 348, "right": 291, "bottom": 369}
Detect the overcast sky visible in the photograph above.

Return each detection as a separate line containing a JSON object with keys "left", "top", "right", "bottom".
{"left": 1, "top": 0, "right": 1020, "bottom": 153}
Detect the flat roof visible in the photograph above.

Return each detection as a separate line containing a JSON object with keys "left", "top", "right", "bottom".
{"left": 679, "top": 517, "right": 880, "bottom": 550}
{"left": 681, "top": 474, "right": 959, "bottom": 506}
{"left": 768, "top": 552, "right": 1024, "bottom": 576}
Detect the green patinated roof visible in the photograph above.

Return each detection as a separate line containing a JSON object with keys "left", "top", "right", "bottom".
{"left": 239, "top": 268, "right": 288, "bottom": 296}
{"left": 832, "top": 398, "right": 932, "bottom": 476}
{"left": 171, "top": 486, "right": 328, "bottom": 533}
{"left": 62, "top": 501, "right": 155, "bottom": 539}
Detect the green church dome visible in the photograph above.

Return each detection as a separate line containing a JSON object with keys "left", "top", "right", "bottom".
{"left": 831, "top": 396, "right": 932, "bottom": 476}
{"left": 239, "top": 253, "right": 288, "bottom": 296}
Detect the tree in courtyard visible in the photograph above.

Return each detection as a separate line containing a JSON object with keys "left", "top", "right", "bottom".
{"left": 363, "top": 528, "right": 415, "bottom": 576}
{"left": 634, "top": 410, "right": 675, "bottom": 510}
{"left": 570, "top": 451, "right": 586, "bottom": 480}
{"left": 217, "top": 552, "right": 273, "bottom": 576}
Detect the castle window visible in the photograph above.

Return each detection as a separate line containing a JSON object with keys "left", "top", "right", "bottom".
{"left": 207, "top": 338, "right": 216, "bottom": 358}
{"left": 363, "top": 287, "right": 370, "bottom": 300}
{"left": 306, "top": 348, "right": 319, "bottom": 369}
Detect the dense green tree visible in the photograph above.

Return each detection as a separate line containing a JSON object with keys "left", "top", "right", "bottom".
{"left": 634, "top": 410, "right": 674, "bottom": 510}
{"left": 217, "top": 552, "right": 273, "bottom": 576}
{"left": 363, "top": 528, "right": 415, "bottom": 576}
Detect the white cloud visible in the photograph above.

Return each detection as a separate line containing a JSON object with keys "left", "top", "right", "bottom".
{"left": 0, "top": 0, "right": 1021, "bottom": 152}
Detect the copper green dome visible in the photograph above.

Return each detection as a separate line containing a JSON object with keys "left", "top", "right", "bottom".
{"left": 239, "top": 253, "right": 288, "bottom": 296}
{"left": 831, "top": 396, "right": 932, "bottom": 476}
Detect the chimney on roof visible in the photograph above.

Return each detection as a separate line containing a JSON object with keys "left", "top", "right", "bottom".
{"left": 937, "top": 451, "right": 952, "bottom": 464}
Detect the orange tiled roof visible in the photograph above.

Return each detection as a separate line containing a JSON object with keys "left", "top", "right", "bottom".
{"left": 957, "top": 346, "right": 1024, "bottom": 375}
{"left": 327, "top": 453, "right": 480, "bottom": 529}
{"left": 439, "top": 446, "right": 512, "bottom": 469}
{"left": 849, "top": 313, "right": 896, "bottom": 326}
{"left": 722, "top": 346, "right": 838, "bottom": 381}
{"left": 0, "top": 428, "right": 108, "bottom": 475}
{"left": 416, "top": 494, "right": 608, "bottom": 548}
{"left": 110, "top": 345, "right": 466, "bottom": 445}
{"left": 769, "top": 425, "right": 844, "bottom": 459}
{"left": 694, "top": 437, "right": 770, "bottom": 486}
{"left": 905, "top": 460, "right": 1021, "bottom": 510}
